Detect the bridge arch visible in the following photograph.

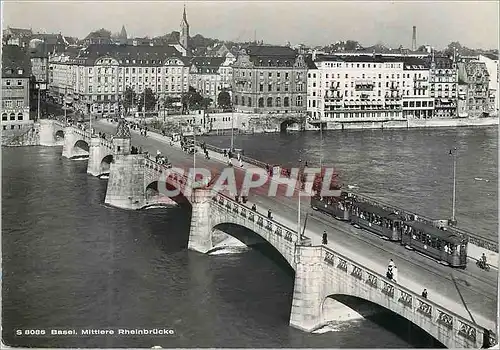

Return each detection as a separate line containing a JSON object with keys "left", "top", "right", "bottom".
{"left": 55, "top": 129, "right": 65, "bottom": 140}
{"left": 279, "top": 118, "right": 300, "bottom": 132}
{"left": 145, "top": 179, "right": 191, "bottom": 208}
{"left": 100, "top": 154, "right": 113, "bottom": 174}
{"left": 74, "top": 139, "right": 89, "bottom": 152}
{"left": 210, "top": 222, "right": 294, "bottom": 273}
{"left": 321, "top": 294, "right": 445, "bottom": 347}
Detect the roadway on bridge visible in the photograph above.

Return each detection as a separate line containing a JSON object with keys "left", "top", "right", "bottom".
{"left": 94, "top": 121, "right": 498, "bottom": 331}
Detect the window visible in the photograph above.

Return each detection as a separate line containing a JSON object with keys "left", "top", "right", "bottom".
{"left": 10, "top": 113, "right": 15, "bottom": 120}
{"left": 268, "top": 84, "right": 272, "bottom": 92}
{"left": 258, "top": 97, "right": 264, "bottom": 107}
{"left": 17, "top": 113, "right": 23, "bottom": 120}
{"left": 17, "top": 80, "right": 22, "bottom": 86}
{"left": 259, "top": 84, "right": 264, "bottom": 92}
{"left": 6, "top": 80, "right": 10, "bottom": 86}
{"left": 267, "top": 97, "right": 273, "bottom": 107}
{"left": 296, "top": 96, "right": 303, "bottom": 107}
{"left": 284, "top": 97, "right": 289, "bottom": 107}
{"left": 248, "top": 97, "right": 252, "bottom": 107}
{"left": 276, "top": 97, "right": 281, "bottom": 107}
{"left": 2, "top": 113, "right": 7, "bottom": 121}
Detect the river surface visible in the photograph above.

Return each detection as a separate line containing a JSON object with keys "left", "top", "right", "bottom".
{"left": 2, "top": 126, "right": 497, "bottom": 348}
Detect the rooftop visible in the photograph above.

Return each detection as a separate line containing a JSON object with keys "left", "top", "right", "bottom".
{"left": 2, "top": 45, "right": 31, "bottom": 78}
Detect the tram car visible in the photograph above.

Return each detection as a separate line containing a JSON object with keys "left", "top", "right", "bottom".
{"left": 401, "top": 221, "right": 468, "bottom": 268}
{"left": 311, "top": 193, "right": 350, "bottom": 221}
{"left": 310, "top": 194, "right": 468, "bottom": 268}
{"left": 349, "top": 201, "right": 404, "bottom": 241}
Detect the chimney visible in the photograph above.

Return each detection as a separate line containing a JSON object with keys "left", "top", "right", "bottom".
{"left": 412, "top": 26, "right": 417, "bottom": 51}
{"left": 312, "top": 49, "right": 317, "bottom": 61}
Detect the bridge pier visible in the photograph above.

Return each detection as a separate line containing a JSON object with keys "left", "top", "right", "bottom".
{"left": 188, "top": 188, "right": 214, "bottom": 253}
{"left": 87, "top": 137, "right": 113, "bottom": 177}
{"left": 289, "top": 246, "right": 324, "bottom": 332}
{"left": 104, "top": 154, "right": 147, "bottom": 210}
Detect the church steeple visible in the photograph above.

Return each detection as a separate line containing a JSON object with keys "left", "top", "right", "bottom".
{"left": 182, "top": 4, "right": 188, "bottom": 25}
{"left": 180, "top": 4, "right": 190, "bottom": 51}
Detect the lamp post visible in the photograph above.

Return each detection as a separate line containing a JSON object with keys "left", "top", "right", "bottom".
{"left": 319, "top": 111, "right": 323, "bottom": 168}
{"left": 230, "top": 90, "right": 234, "bottom": 152}
{"left": 63, "top": 87, "right": 67, "bottom": 125}
{"left": 449, "top": 147, "right": 457, "bottom": 226}
{"left": 297, "top": 188, "right": 301, "bottom": 242}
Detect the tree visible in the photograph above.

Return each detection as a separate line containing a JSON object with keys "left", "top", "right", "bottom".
{"left": 201, "top": 97, "right": 212, "bottom": 110}
{"left": 137, "top": 88, "right": 157, "bottom": 112}
{"left": 122, "top": 87, "right": 136, "bottom": 115}
{"left": 181, "top": 86, "right": 203, "bottom": 113}
{"left": 217, "top": 90, "right": 231, "bottom": 108}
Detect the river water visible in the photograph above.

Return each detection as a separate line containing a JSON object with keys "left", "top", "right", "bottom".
{"left": 2, "top": 126, "right": 497, "bottom": 348}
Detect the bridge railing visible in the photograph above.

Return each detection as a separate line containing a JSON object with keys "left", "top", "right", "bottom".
{"left": 211, "top": 192, "right": 312, "bottom": 246}
{"left": 350, "top": 191, "right": 499, "bottom": 253}
{"left": 319, "top": 244, "right": 496, "bottom": 346}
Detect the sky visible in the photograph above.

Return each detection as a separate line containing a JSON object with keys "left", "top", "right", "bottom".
{"left": 2, "top": 1, "right": 499, "bottom": 50}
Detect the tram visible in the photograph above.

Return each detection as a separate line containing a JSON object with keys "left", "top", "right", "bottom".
{"left": 310, "top": 193, "right": 469, "bottom": 268}
{"left": 401, "top": 221, "right": 468, "bottom": 268}
{"left": 349, "top": 201, "right": 404, "bottom": 241}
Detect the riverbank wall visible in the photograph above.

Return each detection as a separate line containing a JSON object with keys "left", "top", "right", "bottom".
{"left": 2, "top": 123, "right": 40, "bottom": 147}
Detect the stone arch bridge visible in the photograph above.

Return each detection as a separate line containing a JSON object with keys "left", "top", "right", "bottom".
{"left": 39, "top": 119, "right": 496, "bottom": 348}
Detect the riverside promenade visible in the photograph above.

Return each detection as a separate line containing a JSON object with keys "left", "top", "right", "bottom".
{"left": 94, "top": 119, "right": 498, "bottom": 334}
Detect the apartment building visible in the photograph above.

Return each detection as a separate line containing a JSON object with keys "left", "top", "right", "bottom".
{"left": 1, "top": 45, "right": 32, "bottom": 130}
{"left": 231, "top": 45, "right": 307, "bottom": 114}
{"left": 401, "top": 58, "right": 433, "bottom": 119}
{"left": 428, "top": 56, "right": 458, "bottom": 118}
{"left": 457, "top": 61, "right": 491, "bottom": 118}
{"left": 307, "top": 55, "right": 406, "bottom": 124}
{"left": 48, "top": 44, "right": 191, "bottom": 115}
{"left": 478, "top": 54, "right": 499, "bottom": 116}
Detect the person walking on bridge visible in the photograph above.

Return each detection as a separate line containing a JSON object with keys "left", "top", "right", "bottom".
{"left": 322, "top": 231, "right": 328, "bottom": 245}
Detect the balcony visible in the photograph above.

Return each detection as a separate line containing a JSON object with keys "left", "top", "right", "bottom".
{"left": 355, "top": 81, "right": 375, "bottom": 91}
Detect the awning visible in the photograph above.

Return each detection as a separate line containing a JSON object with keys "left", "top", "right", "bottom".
{"left": 440, "top": 99, "right": 450, "bottom": 103}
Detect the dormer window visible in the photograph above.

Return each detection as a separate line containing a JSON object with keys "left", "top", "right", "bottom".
{"left": 17, "top": 69, "right": 23, "bottom": 75}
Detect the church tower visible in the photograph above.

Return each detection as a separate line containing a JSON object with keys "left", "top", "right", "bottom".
{"left": 180, "top": 5, "right": 189, "bottom": 51}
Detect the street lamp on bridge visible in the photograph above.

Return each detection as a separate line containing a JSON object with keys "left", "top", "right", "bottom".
{"left": 449, "top": 147, "right": 458, "bottom": 226}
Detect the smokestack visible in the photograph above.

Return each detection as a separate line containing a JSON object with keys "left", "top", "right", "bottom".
{"left": 412, "top": 26, "right": 417, "bottom": 51}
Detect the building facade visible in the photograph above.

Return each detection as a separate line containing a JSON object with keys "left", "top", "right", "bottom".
{"left": 1, "top": 45, "right": 32, "bottom": 130}
{"left": 307, "top": 55, "right": 406, "bottom": 124}
{"left": 428, "top": 56, "right": 458, "bottom": 118}
{"left": 478, "top": 54, "right": 499, "bottom": 116}
{"left": 401, "top": 58, "right": 433, "bottom": 119}
{"left": 457, "top": 61, "right": 490, "bottom": 118}
{"left": 188, "top": 57, "right": 225, "bottom": 104}
{"left": 48, "top": 44, "right": 191, "bottom": 115}
{"left": 231, "top": 45, "right": 307, "bottom": 114}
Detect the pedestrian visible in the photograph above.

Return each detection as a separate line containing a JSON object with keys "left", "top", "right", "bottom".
{"left": 242, "top": 196, "right": 247, "bottom": 204}
{"left": 237, "top": 153, "right": 241, "bottom": 161}
{"left": 239, "top": 159, "right": 243, "bottom": 167}
{"left": 392, "top": 265, "right": 398, "bottom": 283}
{"left": 421, "top": 289, "right": 428, "bottom": 299}
{"left": 388, "top": 259, "right": 395, "bottom": 269}
{"left": 322, "top": 231, "right": 328, "bottom": 245}
{"left": 267, "top": 209, "right": 272, "bottom": 219}
{"left": 223, "top": 149, "right": 227, "bottom": 157}
{"left": 251, "top": 204, "right": 257, "bottom": 211}
{"left": 386, "top": 268, "right": 393, "bottom": 281}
